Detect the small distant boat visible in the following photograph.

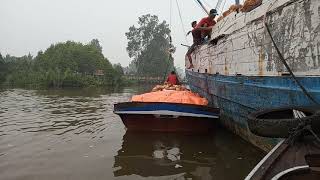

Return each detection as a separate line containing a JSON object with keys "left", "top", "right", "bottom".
{"left": 114, "top": 102, "right": 219, "bottom": 132}
{"left": 245, "top": 107, "right": 320, "bottom": 180}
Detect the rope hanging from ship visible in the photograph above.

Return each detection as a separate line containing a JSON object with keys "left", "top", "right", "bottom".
{"left": 162, "top": 0, "right": 174, "bottom": 82}
{"left": 288, "top": 109, "right": 320, "bottom": 145}
{"left": 163, "top": 0, "right": 192, "bottom": 82}
{"left": 175, "top": 0, "right": 189, "bottom": 44}
{"left": 264, "top": 23, "right": 320, "bottom": 106}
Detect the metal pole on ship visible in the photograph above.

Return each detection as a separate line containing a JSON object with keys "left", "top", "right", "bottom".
{"left": 195, "top": 0, "right": 209, "bottom": 15}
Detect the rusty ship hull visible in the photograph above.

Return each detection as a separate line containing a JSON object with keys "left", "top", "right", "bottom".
{"left": 185, "top": 0, "right": 320, "bottom": 151}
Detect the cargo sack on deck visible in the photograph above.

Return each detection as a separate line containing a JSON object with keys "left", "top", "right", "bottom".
{"left": 151, "top": 84, "right": 188, "bottom": 92}
{"left": 240, "top": 0, "right": 262, "bottom": 12}
{"left": 131, "top": 90, "right": 208, "bottom": 106}
{"left": 220, "top": 4, "right": 243, "bottom": 21}
{"left": 217, "top": 16, "right": 224, "bottom": 22}
{"left": 223, "top": 4, "right": 242, "bottom": 17}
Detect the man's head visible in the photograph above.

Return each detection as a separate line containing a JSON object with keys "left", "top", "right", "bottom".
{"left": 209, "top": 9, "right": 218, "bottom": 19}
{"left": 191, "top": 21, "right": 197, "bottom": 28}
{"left": 171, "top": 71, "right": 176, "bottom": 75}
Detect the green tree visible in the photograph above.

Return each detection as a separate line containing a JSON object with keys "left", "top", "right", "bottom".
{"left": 89, "top": 39, "right": 103, "bottom": 53}
{"left": 34, "top": 40, "right": 110, "bottom": 74}
{"left": 2, "top": 54, "right": 35, "bottom": 87}
{"left": 125, "top": 14, "right": 175, "bottom": 77}
{"left": 2, "top": 39, "right": 124, "bottom": 88}
{"left": 113, "top": 63, "right": 124, "bottom": 76}
{"left": 33, "top": 40, "right": 118, "bottom": 87}
{"left": 127, "top": 60, "right": 137, "bottom": 75}
{"left": 0, "top": 53, "right": 6, "bottom": 83}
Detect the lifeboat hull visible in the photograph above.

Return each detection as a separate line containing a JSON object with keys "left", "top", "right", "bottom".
{"left": 114, "top": 102, "right": 219, "bottom": 133}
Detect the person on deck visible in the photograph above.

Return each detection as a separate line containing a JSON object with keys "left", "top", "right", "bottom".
{"left": 186, "top": 9, "right": 218, "bottom": 69}
{"left": 166, "top": 71, "right": 179, "bottom": 85}
{"left": 195, "top": 9, "right": 218, "bottom": 40}
{"left": 186, "top": 21, "right": 197, "bottom": 36}
{"left": 186, "top": 21, "right": 203, "bottom": 69}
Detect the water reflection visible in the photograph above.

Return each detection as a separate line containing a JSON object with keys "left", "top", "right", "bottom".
{"left": 0, "top": 87, "right": 264, "bottom": 180}
{"left": 114, "top": 130, "right": 264, "bottom": 179}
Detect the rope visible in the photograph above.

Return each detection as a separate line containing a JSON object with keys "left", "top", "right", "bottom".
{"left": 264, "top": 23, "right": 319, "bottom": 105}
{"left": 288, "top": 123, "right": 320, "bottom": 145}
{"left": 202, "top": 0, "right": 212, "bottom": 9}
{"left": 169, "top": 0, "right": 172, "bottom": 31}
{"left": 162, "top": 0, "right": 175, "bottom": 83}
{"left": 193, "top": 0, "right": 207, "bottom": 15}
{"left": 219, "top": 0, "right": 227, "bottom": 15}
{"left": 262, "top": 0, "right": 281, "bottom": 25}
{"left": 215, "top": 0, "right": 223, "bottom": 10}
{"left": 307, "top": 126, "right": 320, "bottom": 143}
{"left": 162, "top": 54, "right": 173, "bottom": 82}
{"left": 194, "top": 0, "right": 209, "bottom": 15}
{"left": 290, "top": 109, "right": 315, "bottom": 144}
{"left": 175, "top": 0, "right": 189, "bottom": 44}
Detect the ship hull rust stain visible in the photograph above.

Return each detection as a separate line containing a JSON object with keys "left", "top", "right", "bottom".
{"left": 186, "top": 0, "right": 320, "bottom": 76}
{"left": 185, "top": 0, "right": 320, "bottom": 150}
{"left": 186, "top": 71, "right": 320, "bottom": 151}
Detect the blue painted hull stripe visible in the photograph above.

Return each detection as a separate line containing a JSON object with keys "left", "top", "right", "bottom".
{"left": 119, "top": 104, "right": 217, "bottom": 116}
{"left": 114, "top": 110, "right": 219, "bottom": 118}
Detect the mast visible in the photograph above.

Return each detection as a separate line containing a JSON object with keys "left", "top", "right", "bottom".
{"left": 196, "top": 0, "right": 240, "bottom": 16}
{"left": 195, "top": 0, "right": 209, "bottom": 15}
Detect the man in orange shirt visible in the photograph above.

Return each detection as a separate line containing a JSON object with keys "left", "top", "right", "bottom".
{"left": 166, "top": 71, "right": 179, "bottom": 85}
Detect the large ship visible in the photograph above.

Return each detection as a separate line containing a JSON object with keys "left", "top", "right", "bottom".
{"left": 185, "top": 0, "right": 320, "bottom": 151}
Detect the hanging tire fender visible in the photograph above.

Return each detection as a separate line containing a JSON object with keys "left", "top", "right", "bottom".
{"left": 247, "top": 107, "right": 320, "bottom": 138}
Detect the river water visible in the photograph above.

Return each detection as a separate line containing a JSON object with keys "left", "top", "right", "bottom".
{"left": 0, "top": 86, "right": 264, "bottom": 180}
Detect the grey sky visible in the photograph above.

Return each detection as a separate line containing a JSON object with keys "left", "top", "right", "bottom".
{"left": 0, "top": 0, "right": 234, "bottom": 68}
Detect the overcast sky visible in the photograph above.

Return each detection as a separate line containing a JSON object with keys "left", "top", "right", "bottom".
{"left": 0, "top": 0, "right": 235, "bottom": 68}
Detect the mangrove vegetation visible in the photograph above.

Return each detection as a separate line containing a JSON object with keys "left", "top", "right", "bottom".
{"left": 0, "top": 39, "right": 124, "bottom": 88}
{"left": 0, "top": 15, "right": 178, "bottom": 88}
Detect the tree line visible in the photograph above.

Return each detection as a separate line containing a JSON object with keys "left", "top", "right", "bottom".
{"left": 0, "top": 39, "right": 124, "bottom": 88}
{"left": 0, "top": 14, "right": 178, "bottom": 88}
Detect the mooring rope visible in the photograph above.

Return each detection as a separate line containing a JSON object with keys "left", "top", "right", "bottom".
{"left": 264, "top": 23, "right": 319, "bottom": 105}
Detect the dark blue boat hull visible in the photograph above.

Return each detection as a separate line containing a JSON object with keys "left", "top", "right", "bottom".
{"left": 114, "top": 102, "right": 220, "bottom": 132}
{"left": 186, "top": 71, "right": 320, "bottom": 151}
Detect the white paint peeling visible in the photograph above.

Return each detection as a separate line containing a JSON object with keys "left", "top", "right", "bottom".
{"left": 186, "top": 0, "right": 320, "bottom": 77}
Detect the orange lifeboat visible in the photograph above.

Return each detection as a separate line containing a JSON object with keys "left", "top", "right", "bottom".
{"left": 114, "top": 84, "right": 219, "bottom": 132}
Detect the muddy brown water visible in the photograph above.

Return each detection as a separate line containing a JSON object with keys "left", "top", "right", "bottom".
{"left": 0, "top": 86, "right": 264, "bottom": 180}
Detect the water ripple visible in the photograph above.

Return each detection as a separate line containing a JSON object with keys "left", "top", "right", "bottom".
{"left": 0, "top": 89, "right": 131, "bottom": 138}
